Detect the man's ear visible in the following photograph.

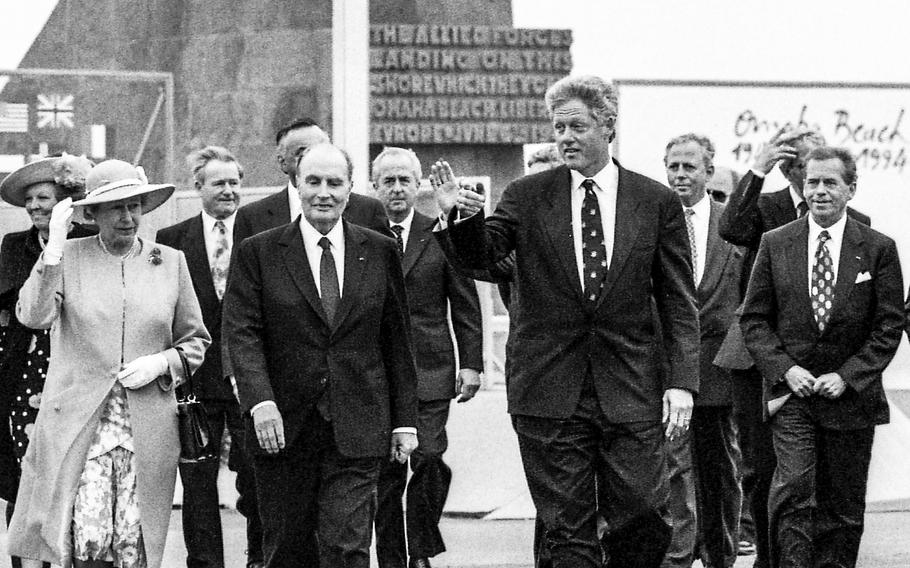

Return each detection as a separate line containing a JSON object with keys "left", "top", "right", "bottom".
{"left": 194, "top": 179, "right": 202, "bottom": 191}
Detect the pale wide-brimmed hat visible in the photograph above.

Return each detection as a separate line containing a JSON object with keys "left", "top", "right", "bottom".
{"left": 0, "top": 154, "right": 93, "bottom": 207}
{"left": 75, "top": 159, "right": 174, "bottom": 214}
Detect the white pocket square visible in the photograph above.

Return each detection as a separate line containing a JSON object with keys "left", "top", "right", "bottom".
{"left": 855, "top": 271, "right": 872, "bottom": 284}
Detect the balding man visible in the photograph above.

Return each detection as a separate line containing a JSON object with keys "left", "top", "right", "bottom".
{"left": 224, "top": 143, "right": 418, "bottom": 568}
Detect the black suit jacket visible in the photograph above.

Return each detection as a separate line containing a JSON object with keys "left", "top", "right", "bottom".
{"left": 223, "top": 219, "right": 418, "bottom": 457}
{"left": 156, "top": 214, "right": 233, "bottom": 401}
{"left": 714, "top": 171, "right": 872, "bottom": 370}
{"left": 740, "top": 217, "right": 904, "bottom": 429}
{"left": 695, "top": 201, "right": 746, "bottom": 406}
{"left": 401, "top": 212, "right": 482, "bottom": 401}
{"left": 233, "top": 186, "right": 392, "bottom": 243}
{"left": 437, "top": 162, "right": 700, "bottom": 422}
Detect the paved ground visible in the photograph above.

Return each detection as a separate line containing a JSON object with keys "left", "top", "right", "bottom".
{"left": 3, "top": 508, "right": 908, "bottom": 567}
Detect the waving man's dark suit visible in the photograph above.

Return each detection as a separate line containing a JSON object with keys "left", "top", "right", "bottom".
{"left": 436, "top": 161, "right": 700, "bottom": 567}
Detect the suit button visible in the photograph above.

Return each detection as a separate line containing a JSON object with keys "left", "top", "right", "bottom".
{"left": 320, "top": 377, "right": 327, "bottom": 385}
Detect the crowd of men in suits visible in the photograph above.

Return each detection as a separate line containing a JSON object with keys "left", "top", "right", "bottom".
{"left": 153, "top": 74, "right": 905, "bottom": 568}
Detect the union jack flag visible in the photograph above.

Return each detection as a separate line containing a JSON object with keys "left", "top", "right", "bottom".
{"left": 36, "top": 94, "right": 74, "bottom": 129}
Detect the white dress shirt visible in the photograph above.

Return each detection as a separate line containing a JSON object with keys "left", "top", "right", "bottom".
{"left": 389, "top": 208, "right": 415, "bottom": 253}
{"left": 569, "top": 162, "right": 618, "bottom": 287}
{"left": 807, "top": 213, "right": 847, "bottom": 296}
{"left": 287, "top": 181, "right": 302, "bottom": 222}
{"left": 201, "top": 211, "right": 236, "bottom": 266}
{"left": 684, "top": 194, "right": 710, "bottom": 286}
{"left": 299, "top": 217, "right": 345, "bottom": 298}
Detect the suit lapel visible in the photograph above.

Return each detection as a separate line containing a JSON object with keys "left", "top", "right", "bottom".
{"left": 271, "top": 187, "right": 293, "bottom": 224}
{"left": 828, "top": 219, "right": 864, "bottom": 328}
{"left": 402, "top": 213, "right": 433, "bottom": 277}
{"left": 783, "top": 219, "right": 816, "bottom": 335}
{"left": 698, "top": 201, "right": 728, "bottom": 296}
{"left": 542, "top": 166, "right": 584, "bottom": 300}
{"left": 185, "top": 216, "right": 216, "bottom": 297}
{"left": 597, "top": 164, "right": 643, "bottom": 305}
{"left": 279, "top": 223, "right": 330, "bottom": 326}
{"left": 332, "top": 222, "right": 368, "bottom": 333}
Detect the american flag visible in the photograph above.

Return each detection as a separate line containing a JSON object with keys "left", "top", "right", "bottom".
{"left": 0, "top": 102, "right": 29, "bottom": 133}
{"left": 37, "top": 94, "right": 74, "bottom": 129}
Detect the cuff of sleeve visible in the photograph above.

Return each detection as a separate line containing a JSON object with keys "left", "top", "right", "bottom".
{"left": 251, "top": 400, "right": 277, "bottom": 416}
{"left": 42, "top": 250, "right": 62, "bottom": 266}
{"left": 750, "top": 168, "right": 766, "bottom": 179}
{"left": 392, "top": 427, "right": 417, "bottom": 435}
{"left": 159, "top": 348, "right": 184, "bottom": 391}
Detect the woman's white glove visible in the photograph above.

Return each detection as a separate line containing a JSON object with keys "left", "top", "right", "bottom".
{"left": 117, "top": 353, "right": 169, "bottom": 389}
{"left": 44, "top": 197, "right": 74, "bottom": 265}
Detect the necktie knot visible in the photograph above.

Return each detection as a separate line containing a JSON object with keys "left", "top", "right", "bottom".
{"left": 390, "top": 225, "right": 403, "bottom": 237}
{"left": 685, "top": 208, "right": 695, "bottom": 217}
{"left": 581, "top": 178, "right": 595, "bottom": 193}
{"left": 214, "top": 219, "right": 226, "bottom": 234}
{"left": 818, "top": 230, "right": 830, "bottom": 244}
{"left": 318, "top": 236, "right": 332, "bottom": 251}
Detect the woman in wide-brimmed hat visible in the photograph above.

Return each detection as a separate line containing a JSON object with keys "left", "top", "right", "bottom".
{"left": 0, "top": 154, "right": 97, "bottom": 568}
{"left": 6, "top": 159, "right": 211, "bottom": 568}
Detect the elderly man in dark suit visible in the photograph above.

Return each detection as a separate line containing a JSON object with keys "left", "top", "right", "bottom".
{"left": 740, "top": 146, "right": 903, "bottom": 568}
{"left": 156, "top": 146, "right": 262, "bottom": 568}
{"left": 233, "top": 117, "right": 391, "bottom": 243}
{"left": 370, "top": 147, "right": 483, "bottom": 568}
{"left": 664, "top": 134, "right": 746, "bottom": 568}
{"left": 432, "top": 74, "right": 700, "bottom": 568}
{"left": 223, "top": 143, "right": 418, "bottom": 568}
{"left": 716, "top": 128, "right": 871, "bottom": 568}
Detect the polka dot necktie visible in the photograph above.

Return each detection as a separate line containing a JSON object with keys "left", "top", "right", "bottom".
{"left": 811, "top": 230, "right": 834, "bottom": 332}
{"left": 211, "top": 220, "right": 230, "bottom": 300}
{"left": 581, "top": 179, "right": 607, "bottom": 304}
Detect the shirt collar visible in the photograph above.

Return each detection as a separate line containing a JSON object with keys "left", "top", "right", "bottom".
{"left": 569, "top": 160, "right": 618, "bottom": 192}
{"left": 201, "top": 210, "right": 236, "bottom": 234}
{"left": 287, "top": 181, "right": 301, "bottom": 218}
{"left": 808, "top": 211, "right": 848, "bottom": 245}
{"left": 299, "top": 215, "right": 344, "bottom": 250}
{"left": 685, "top": 193, "right": 711, "bottom": 218}
{"left": 390, "top": 208, "right": 415, "bottom": 233}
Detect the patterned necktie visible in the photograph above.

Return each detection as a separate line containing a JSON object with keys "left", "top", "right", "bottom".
{"left": 797, "top": 201, "right": 809, "bottom": 218}
{"left": 581, "top": 179, "right": 607, "bottom": 304}
{"left": 318, "top": 237, "right": 340, "bottom": 323}
{"left": 684, "top": 208, "right": 698, "bottom": 284}
{"left": 811, "top": 230, "right": 834, "bottom": 332}
{"left": 390, "top": 224, "right": 404, "bottom": 257}
{"left": 211, "top": 220, "right": 230, "bottom": 300}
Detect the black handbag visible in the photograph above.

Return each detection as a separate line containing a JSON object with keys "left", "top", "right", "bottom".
{"left": 176, "top": 352, "right": 217, "bottom": 463}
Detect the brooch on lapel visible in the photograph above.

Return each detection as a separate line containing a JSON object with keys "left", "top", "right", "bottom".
{"left": 148, "top": 247, "right": 163, "bottom": 266}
